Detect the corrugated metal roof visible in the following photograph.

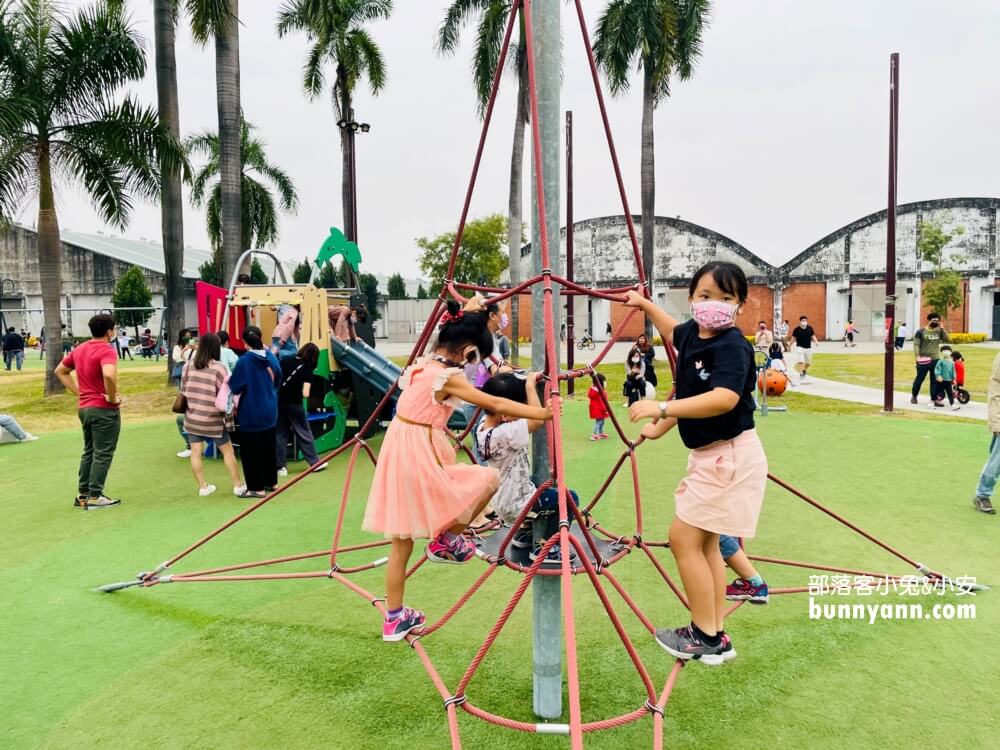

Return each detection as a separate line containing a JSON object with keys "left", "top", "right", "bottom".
{"left": 58, "top": 228, "right": 214, "bottom": 278}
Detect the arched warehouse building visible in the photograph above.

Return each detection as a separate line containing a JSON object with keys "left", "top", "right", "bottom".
{"left": 510, "top": 197, "right": 1000, "bottom": 342}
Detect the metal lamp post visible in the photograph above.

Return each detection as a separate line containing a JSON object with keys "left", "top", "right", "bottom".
{"left": 336, "top": 110, "right": 371, "bottom": 288}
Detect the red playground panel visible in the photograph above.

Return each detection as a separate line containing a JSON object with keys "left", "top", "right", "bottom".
{"left": 196, "top": 280, "right": 249, "bottom": 350}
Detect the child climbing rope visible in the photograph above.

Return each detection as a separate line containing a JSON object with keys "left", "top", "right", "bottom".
{"left": 363, "top": 297, "right": 552, "bottom": 642}
{"left": 625, "top": 261, "right": 767, "bottom": 666}
{"left": 478, "top": 371, "right": 578, "bottom": 563}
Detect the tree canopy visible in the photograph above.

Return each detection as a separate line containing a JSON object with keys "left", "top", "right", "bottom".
{"left": 416, "top": 213, "right": 509, "bottom": 296}
{"left": 110, "top": 267, "right": 154, "bottom": 334}
{"left": 387, "top": 272, "right": 406, "bottom": 298}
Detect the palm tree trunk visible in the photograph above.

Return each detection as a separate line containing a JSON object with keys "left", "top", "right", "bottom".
{"left": 154, "top": 0, "right": 185, "bottom": 384}
{"left": 37, "top": 140, "right": 64, "bottom": 395}
{"left": 640, "top": 61, "right": 656, "bottom": 339}
{"left": 508, "top": 44, "right": 528, "bottom": 360}
{"left": 216, "top": 0, "right": 242, "bottom": 285}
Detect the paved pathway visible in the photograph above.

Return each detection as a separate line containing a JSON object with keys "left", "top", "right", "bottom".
{"left": 795, "top": 375, "right": 986, "bottom": 421}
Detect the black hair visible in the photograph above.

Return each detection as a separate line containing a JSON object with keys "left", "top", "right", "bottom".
{"left": 927, "top": 312, "right": 941, "bottom": 321}
{"left": 595, "top": 372, "right": 607, "bottom": 385}
{"left": 758, "top": 321, "right": 766, "bottom": 325}
{"left": 436, "top": 300, "right": 494, "bottom": 360}
{"left": 217, "top": 330, "right": 230, "bottom": 345}
{"left": 177, "top": 328, "right": 191, "bottom": 346}
{"left": 88, "top": 314, "right": 115, "bottom": 338}
{"left": 688, "top": 261, "right": 748, "bottom": 303}
{"left": 194, "top": 333, "right": 221, "bottom": 369}
{"left": 6, "top": 326, "right": 14, "bottom": 333}
{"left": 952, "top": 350, "right": 963, "bottom": 360}
{"left": 297, "top": 342, "right": 320, "bottom": 369}
{"left": 237, "top": 273, "right": 252, "bottom": 284}
{"left": 800, "top": 315, "right": 808, "bottom": 321}
{"left": 242, "top": 325, "right": 264, "bottom": 350}
{"left": 480, "top": 372, "right": 527, "bottom": 414}
{"left": 940, "top": 344, "right": 953, "bottom": 352}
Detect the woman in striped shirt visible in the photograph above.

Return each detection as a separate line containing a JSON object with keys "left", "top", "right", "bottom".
{"left": 180, "top": 333, "right": 245, "bottom": 496}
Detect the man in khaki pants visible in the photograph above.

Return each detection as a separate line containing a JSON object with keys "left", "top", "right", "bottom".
{"left": 55, "top": 314, "right": 123, "bottom": 510}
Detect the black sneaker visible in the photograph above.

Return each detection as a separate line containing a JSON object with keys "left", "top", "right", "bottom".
{"left": 910, "top": 396, "right": 918, "bottom": 404}
{"left": 529, "top": 541, "right": 578, "bottom": 565}
{"left": 654, "top": 625, "right": 725, "bottom": 666}
{"left": 511, "top": 523, "right": 533, "bottom": 549}
{"left": 973, "top": 496, "right": 997, "bottom": 515}
{"left": 73, "top": 494, "right": 87, "bottom": 507}
{"left": 718, "top": 632, "right": 737, "bottom": 663}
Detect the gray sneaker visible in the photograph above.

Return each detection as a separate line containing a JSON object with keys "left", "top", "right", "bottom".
{"left": 654, "top": 625, "right": 724, "bottom": 666}
{"left": 973, "top": 496, "right": 997, "bottom": 515}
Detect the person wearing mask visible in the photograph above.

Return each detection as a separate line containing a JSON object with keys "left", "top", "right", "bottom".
{"left": 790, "top": 316, "right": 819, "bottom": 380}
{"left": 910, "top": 312, "right": 950, "bottom": 404}
{"left": 754, "top": 322, "right": 773, "bottom": 351}
{"left": 217, "top": 330, "right": 239, "bottom": 373}
{"left": 179, "top": 333, "right": 245, "bottom": 496}
{"left": 229, "top": 325, "right": 282, "bottom": 498}
{"left": 54, "top": 314, "right": 122, "bottom": 510}
{"left": 3, "top": 326, "right": 25, "bottom": 371}
{"left": 633, "top": 334, "right": 657, "bottom": 389}
{"left": 173, "top": 329, "right": 197, "bottom": 458}
{"left": 275, "top": 343, "right": 328, "bottom": 477}
{"left": 116, "top": 328, "right": 134, "bottom": 360}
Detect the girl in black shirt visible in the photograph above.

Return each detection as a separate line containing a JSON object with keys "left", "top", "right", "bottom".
{"left": 624, "top": 261, "right": 767, "bottom": 666}
{"left": 275, "top": 343, "right": 326, "bottom": 476}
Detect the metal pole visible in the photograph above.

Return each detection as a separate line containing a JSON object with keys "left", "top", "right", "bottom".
{"left": 566, "top": 110, "right": 575, "bottom": 395}
{"left": 347, "top": 108, "right": 358, "bottom": 289}
{"left": 529, "top": 0, "right": 561, "bottom": 721}
{"left": 884, "top": 53, "right": 899, "bottom": 412}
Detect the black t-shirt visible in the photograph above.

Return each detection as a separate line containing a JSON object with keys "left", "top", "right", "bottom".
{"left": 672, "top": 320, "right": 756, "bottom": 450}
{"left": 3, "top": 332, "right": 24, "bottom": 351}
{"left": 278, "top": 357, "right": 313, "bottom": 404}
{"left": 790, "top": 325, "right": 815, "bottom": 348}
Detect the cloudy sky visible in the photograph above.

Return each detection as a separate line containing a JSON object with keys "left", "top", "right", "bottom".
{"left": 41, "top": 0, "right": 1000, "bottom": 279}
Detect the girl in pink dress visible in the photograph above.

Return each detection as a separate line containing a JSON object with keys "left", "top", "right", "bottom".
{"left": 365, "top": 299, "right": 552, "bottom": 641}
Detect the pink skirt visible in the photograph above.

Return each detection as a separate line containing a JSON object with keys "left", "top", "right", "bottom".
{"left": 674, "top": 429, "right": 767, "bottom": 538}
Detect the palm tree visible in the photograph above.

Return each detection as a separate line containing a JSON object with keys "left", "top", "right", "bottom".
{"left": 275, "top": 0, "right": 391, "bottom": 284}
{"left": 186, "top": 0, "right": 242, "bottom": 285}
{"left": 153, "top": 0, "right": 187, "bottom": 383}
{"left": 594, "top": 0, "right": 710, "bottom": 336}
{"left": 437, "top": 0, "right": 528, "bottom": 358}
{"left": 186, "top": 118, "right": 299, "bottom": 262}
{"left": 0, "top": 0, "right": 186, "bottom": 394}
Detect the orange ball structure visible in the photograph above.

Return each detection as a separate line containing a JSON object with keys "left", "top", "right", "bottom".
{"left": 758, "top": 368, "right": 788, "bottom": 397}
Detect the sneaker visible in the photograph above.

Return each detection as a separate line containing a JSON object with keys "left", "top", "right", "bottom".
{"left": 176, "top": 449, "right": 192, "bottom": 458}
{"left": 277, "top": 467, "right": 288, "bottom": 477}
{"left": 73, "top": 494, "right": 87, "bottom": 507}
{"left": 84, "top": 495, "right": 122, "bottom": 511}
{"left": 198, "top": 484, "right": 217, "bottom": 497}
{"left": 726, "top": 577, "right": 769, "bottom": 604}
{"left": 973, "top": 496, "right": 997, "bottom": 515}
{"left": 654, "top": 625, "right": 724, "bottom": 666}
{"left": 426, "top": 533, "right": 476, "bottom": 564}
{"left": 511, "top": 524, "right": 534, "bottom": 549}
{"left": 590, "top": 435, "right": 600, "bottom": 441}
{"left": 933, "top": 400, "right": 945, "bottom": 408}
{"left": 528, "top": 541, "right": 579, "bottom": 565}
{"left": 951, "top": 404, "right": 961, "bottom": 411}
{"left": 598, "top": 433, "right": 609, "bottom": 439}
{"left": 20, "top": 433, "right": 39, "bottom": 442}
{"left": 313, "top": 462, "right": 328, "bottom": 472}
{"left": 232, "top": 484, "right": 247, "bottom": 496}
{"left": 910, "top": 396, "right": 918, "bottom": 404}
{"left": 719, "top": 632, "right": 737, "bottom": 663}
{"left": 382, "top": 606, "right": 426, "bottom": 642}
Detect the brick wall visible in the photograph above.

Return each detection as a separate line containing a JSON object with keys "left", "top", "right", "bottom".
{"left": 782, "top": 282, "right": 827, "bottom": 339}
{"left": 920, "top": 278, "right": 969, "bottom": 332}
{"left": 736, "top": 285, "right": 775, "bottom": 333}
{"left": 610, "top": 301, "right": 645, "bottom": 340}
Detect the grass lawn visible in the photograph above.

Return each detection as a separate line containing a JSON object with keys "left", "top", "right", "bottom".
{"left": 2, "top": 372, "right": 997, "bottom": 748}
{"left": 808, "top": 344, "right": 999, "bottom": 402}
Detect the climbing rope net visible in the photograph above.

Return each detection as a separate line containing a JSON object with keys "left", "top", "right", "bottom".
{"left": 99, "top": 2, "right": 984, "bottom": 747}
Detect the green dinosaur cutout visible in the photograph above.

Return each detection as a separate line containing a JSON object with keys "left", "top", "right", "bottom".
{"left": 316, "top": 227, "right": 362, "bottom": 275}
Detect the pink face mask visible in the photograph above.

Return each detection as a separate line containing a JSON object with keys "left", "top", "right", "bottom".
{"left": 691, "top": 300, "right": 738, "bottom": 331}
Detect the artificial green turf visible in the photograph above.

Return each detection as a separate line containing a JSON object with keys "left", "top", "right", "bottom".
{"left": 2, "top": 402, "right": 998, "bottom": 749}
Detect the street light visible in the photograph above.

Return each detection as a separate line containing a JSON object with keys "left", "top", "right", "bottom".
{"left": 336, "top": 112, "right": 371, "bottom": 288}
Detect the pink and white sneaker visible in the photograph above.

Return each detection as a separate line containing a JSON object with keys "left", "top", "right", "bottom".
{"left": 382, "top": 607, "right": 425, "bottom": 642}
{"left": 426, "top": 533, "right": 476, "bottom": 564}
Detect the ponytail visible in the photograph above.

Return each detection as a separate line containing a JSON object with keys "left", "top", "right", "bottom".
{"left": 242, "top": 325, "right": 264, "bottom": 351}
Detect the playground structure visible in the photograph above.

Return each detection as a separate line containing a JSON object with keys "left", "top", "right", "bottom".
{"left": 97, "top": 2, "right": 987, "bottom": 748}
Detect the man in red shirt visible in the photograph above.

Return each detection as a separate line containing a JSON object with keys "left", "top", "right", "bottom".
{"left": 55, "top": 314, "right": 122, "bottom": 510}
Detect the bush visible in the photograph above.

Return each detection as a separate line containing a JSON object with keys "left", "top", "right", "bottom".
{"left": 949, "top": 332, "right": 988, "bottom": 344}
{"left": 652, "top": 336, "right": 663, "bottom": 346}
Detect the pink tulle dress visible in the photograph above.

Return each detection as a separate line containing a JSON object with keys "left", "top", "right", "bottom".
{"left": 363, "top": 359, "right": 496, "bottom": 539}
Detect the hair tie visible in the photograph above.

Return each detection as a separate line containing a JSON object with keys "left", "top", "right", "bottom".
{"left": 439, "top": 310, "right": 464, "bottom": 328}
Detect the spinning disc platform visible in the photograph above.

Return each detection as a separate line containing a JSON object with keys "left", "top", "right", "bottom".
{"left": 475, "top": 524, "right": 628, "bottom": 570}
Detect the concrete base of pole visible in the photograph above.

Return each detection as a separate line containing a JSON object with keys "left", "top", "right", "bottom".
{"left": 532, "top": 572, "right": 562, "bottom": 719}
